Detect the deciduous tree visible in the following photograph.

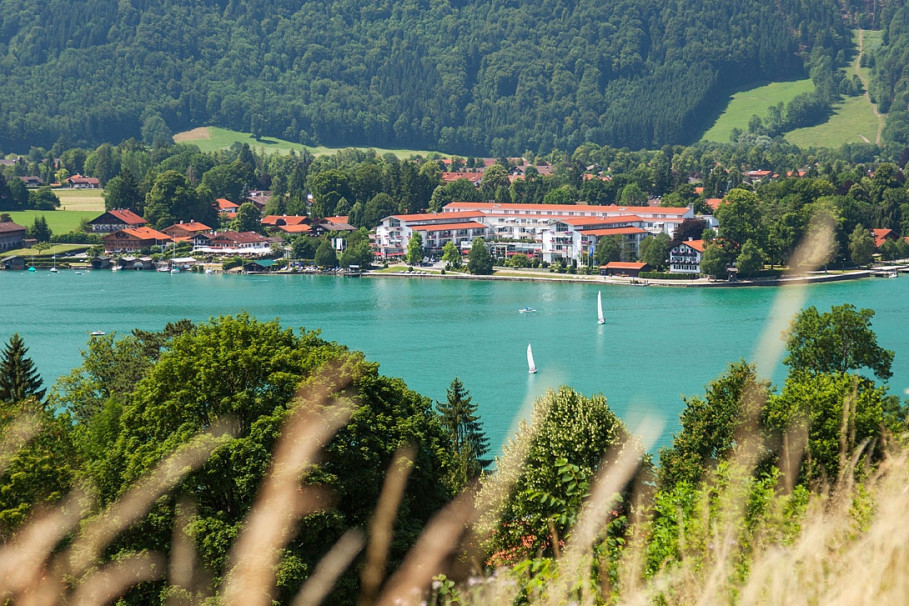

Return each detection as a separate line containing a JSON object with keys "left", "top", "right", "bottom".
{"left": 467, "top": 237, "right": 493, "bottom": 275}
{"left": 783, "top": 304, "right": 893, "bottom": 381}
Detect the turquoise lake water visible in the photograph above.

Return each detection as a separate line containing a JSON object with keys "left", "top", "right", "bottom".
{"left": 2, "top": 271, "right": 908, "bottom": 457}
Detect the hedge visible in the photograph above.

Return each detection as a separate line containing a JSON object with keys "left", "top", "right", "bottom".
{"left": 639, "top": 271, "right": 700, "bottom": 280}
{"left": 50, "top": 232, "right": 102, "bottom": 244}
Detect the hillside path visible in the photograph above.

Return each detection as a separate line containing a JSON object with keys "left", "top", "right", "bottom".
{"left": 855, "top": 29, "right": 885, "bottom": 145}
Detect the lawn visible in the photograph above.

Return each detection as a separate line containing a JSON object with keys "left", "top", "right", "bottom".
{"left": 173, "top": 126, "right": 454, "bottom": 159}
{"left": 701, "top": 79, "right": 816, "bottom": 143}
{"left": 2, "top": 243, "right": 89, "bottom": 257}
{"left": 6, "top": 210, "right": 98, "bottom": 234}
{"left": 54, "top": 188, "right": 105, "bottom": 212}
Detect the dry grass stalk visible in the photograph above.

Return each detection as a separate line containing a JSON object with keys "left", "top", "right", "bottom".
{"left": 0, "top": 413, "right": 39, "bottom": 475}
{"left": 70, "top": 552, "right": 166, "bottom": 606}
{"left": 166, "top": 497, "right": 208, "bottom": 606}
{"left": 66, "top": 420, "right": 236, "bottom": 579}
{"left": 376, "top": 487, "right": 480, "bottom": 605}
{"left": 0, "top": 490, "right": 88, "bottom": 603}
{"left": 358, "top": 446, "right": 416, "bottom": 605}
{"left": 220, "top": 369, "right": 354, "bottom": 606}
{"left": 555, "top": 421, "right": 662, "bottom": 604}
{"left": 293, "top": 529, "right": 366, "bottom": 606}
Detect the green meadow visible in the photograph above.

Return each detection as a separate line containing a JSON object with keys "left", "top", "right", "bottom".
{"left": 6, "top": 210, "right": 98, "bottom": 234}
{"left": 173, "top": 126, "right": 453, "bottom": 159}
{"left": 701, "top": 79, "right": 816, "bottom": 143}
{"left": 784, "top": 94, "right": 881, "bottom": 148}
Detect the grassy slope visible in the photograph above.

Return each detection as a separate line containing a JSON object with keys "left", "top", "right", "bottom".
{"left": 6, "top": 210, "right": 98, "bottom": 234}
{"left": 703, "top": 30, "right": 884, "bottom": 149}
{"left": 700, "top": 80, "right": 815, "bottom": 143}
{"left": 174, "top": 127, "right": 453, "bottom": 159}
{"left": 786, "top": 29, "right": 884, "bottom": 148}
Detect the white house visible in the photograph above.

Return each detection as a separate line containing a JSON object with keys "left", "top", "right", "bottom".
{"left": 669, "top": 239, "right": 707, "bottom": 274}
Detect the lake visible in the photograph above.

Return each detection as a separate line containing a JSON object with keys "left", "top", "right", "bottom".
{"left": 2, "top": 270, "right": 908, "bottom": 457}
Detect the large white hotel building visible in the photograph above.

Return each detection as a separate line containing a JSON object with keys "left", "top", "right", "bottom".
{"left": 374, "top": 202, "right": 696, "bottom": 264}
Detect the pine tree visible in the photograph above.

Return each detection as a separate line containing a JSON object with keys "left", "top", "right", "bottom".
{"left": 437, "top": 377, "right": 490, "bottom": 491}
{"left": 0, "top": 334, "right": 46, "bottom": 404}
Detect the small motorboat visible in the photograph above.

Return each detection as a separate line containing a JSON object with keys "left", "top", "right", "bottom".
{"left": 90, "top": 330, "right": 106, "bottom": 337}
{"left": 519, "top": 306, "right": 537, "bottom": 313}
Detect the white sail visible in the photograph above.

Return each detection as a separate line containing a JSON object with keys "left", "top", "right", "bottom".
{"left": 527, "top": 343, "right": 538, "bottom": 374}
{"left": 597, "top": 290, "right": 605, "bottom": 324}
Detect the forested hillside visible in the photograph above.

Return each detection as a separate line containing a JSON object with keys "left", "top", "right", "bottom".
{"left": 0, "top": 0, "right": 850, "bottom": 155}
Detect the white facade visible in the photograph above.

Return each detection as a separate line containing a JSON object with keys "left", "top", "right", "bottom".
{"left": 376, "top": 203, "right": 698, "bottom": 265}
{"left": 669, "top": 240, "right": 706, "bottom": 274}
{"left": 375, "top": 211, "right": 488, "bottom": 257}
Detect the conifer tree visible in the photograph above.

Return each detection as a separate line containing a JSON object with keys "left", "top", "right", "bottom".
{"left": 437, "top": 377, "right": 490, "bottom": 490}
{"left": 0, "top": 334, "right": 46, "bottom": 404}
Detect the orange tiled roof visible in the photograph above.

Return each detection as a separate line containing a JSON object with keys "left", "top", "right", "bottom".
{"left": 277, "top": 224, "right": 312, "bottom": 234}
{"left": 678, "top": 239, "right": 706, "bottom": 252}
{"left": 262, "top": 215, "right": 308, "bottom": 226}
{"left": 105, "top": 209, "right": 147, "bottom": 225}
{"left": 601, "top": 261, "right": 648, "bottom": 270}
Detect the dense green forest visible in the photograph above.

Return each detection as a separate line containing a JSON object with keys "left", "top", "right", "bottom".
{"left": 0, "top": 0, "right": 853, "bottom": 154}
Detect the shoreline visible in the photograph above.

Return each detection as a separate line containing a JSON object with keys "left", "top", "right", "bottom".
{"left": 361, "top": 267, "right": 876, "bottom": 288}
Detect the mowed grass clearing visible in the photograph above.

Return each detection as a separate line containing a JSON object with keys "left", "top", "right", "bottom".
{"left": 784, "top": 94, "right": 881, "bottom": 148}
{"left": 173, "top": 126, "right": 453, "bottom": 159}
{"left": 701, "top": 79, "right": 815, "bottom": 143}
{"left": 55, "top": 188, "right": 105, "bottom": 212}
{"left": 6, "top": 210, "right": 98, "bottom": 234}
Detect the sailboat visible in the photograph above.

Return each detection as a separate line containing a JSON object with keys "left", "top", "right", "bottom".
{"left": 527, "top": 343, "right": 538, "bottom": 374}
{"left": 49, "top": 253, "right": 58, "bottom": 273}
{"left": 597, "top": 290, "right": 605, "bottom": 324}
{"left": 170, "top": 244, "right": 180, "bottom": 274}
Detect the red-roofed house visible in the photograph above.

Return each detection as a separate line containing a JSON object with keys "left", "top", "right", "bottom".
{"left": 0, "top": 220, "right": 27, "bottom": 251}
{"left": 88, "top": 209, "right": 148, "bottom": 233}
{"left": 872, "top": 228, "right": 897, "bottom": 248}
{"left": 193, "top": 230, "right": 276, "bottom": 254}
{"left": 66, "top": 174, "right": 101, "bottom": 189}
{"left": 102, "top": 227, "right": 172, "bottom": 252}
{"left": 669, "top": 239, "right": 707, "bottom": 274}
{"left": 704, "top": 198, "right": 724, "bottom": 212}
{"left": 599, "top": 261, "right": 650, "bottom": 277}
{"left": 261, "top": 215, "right": 308, "bottom": 227}
{"left": 441, "top": 172, "right": 483, "bottom": 186}
{"left": 215, "top": 198, "right": 240, "bottom": 216}
{"left": 163, "top": 220, "right": 213, "bottom": 238}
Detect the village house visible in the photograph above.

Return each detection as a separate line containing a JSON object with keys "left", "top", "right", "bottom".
{"left": 193, "top": 230, "right": 276, "bottom": 255}
{"left": 88, "top": 209, "right": 147, "bottom": 233}
{"left": 0, "top": 220, "right": 27, "bottom": 251}
{"left": 19, "top": 176, "right": 44, "bottom": 188}
{"left": 102, "top": 227, "right": 172, "bottom": 252}
{"left": 215, "top": 198, "right": 240, "bottom": 218}
{"left": 66, "top": 174, "right": 101, "bottom": 189}
{"left": 669, "top": 239, "right": 707, "bottom": 274}
{"left": 163, "top": 220, "right": 213, "bottom": 239}
{"left": 871, "top": 228, "right": 898, "bottom": 248}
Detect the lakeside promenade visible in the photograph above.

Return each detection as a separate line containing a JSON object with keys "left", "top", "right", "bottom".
{"left": 364, "top": 264, "right": 877, "bottom": 288}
